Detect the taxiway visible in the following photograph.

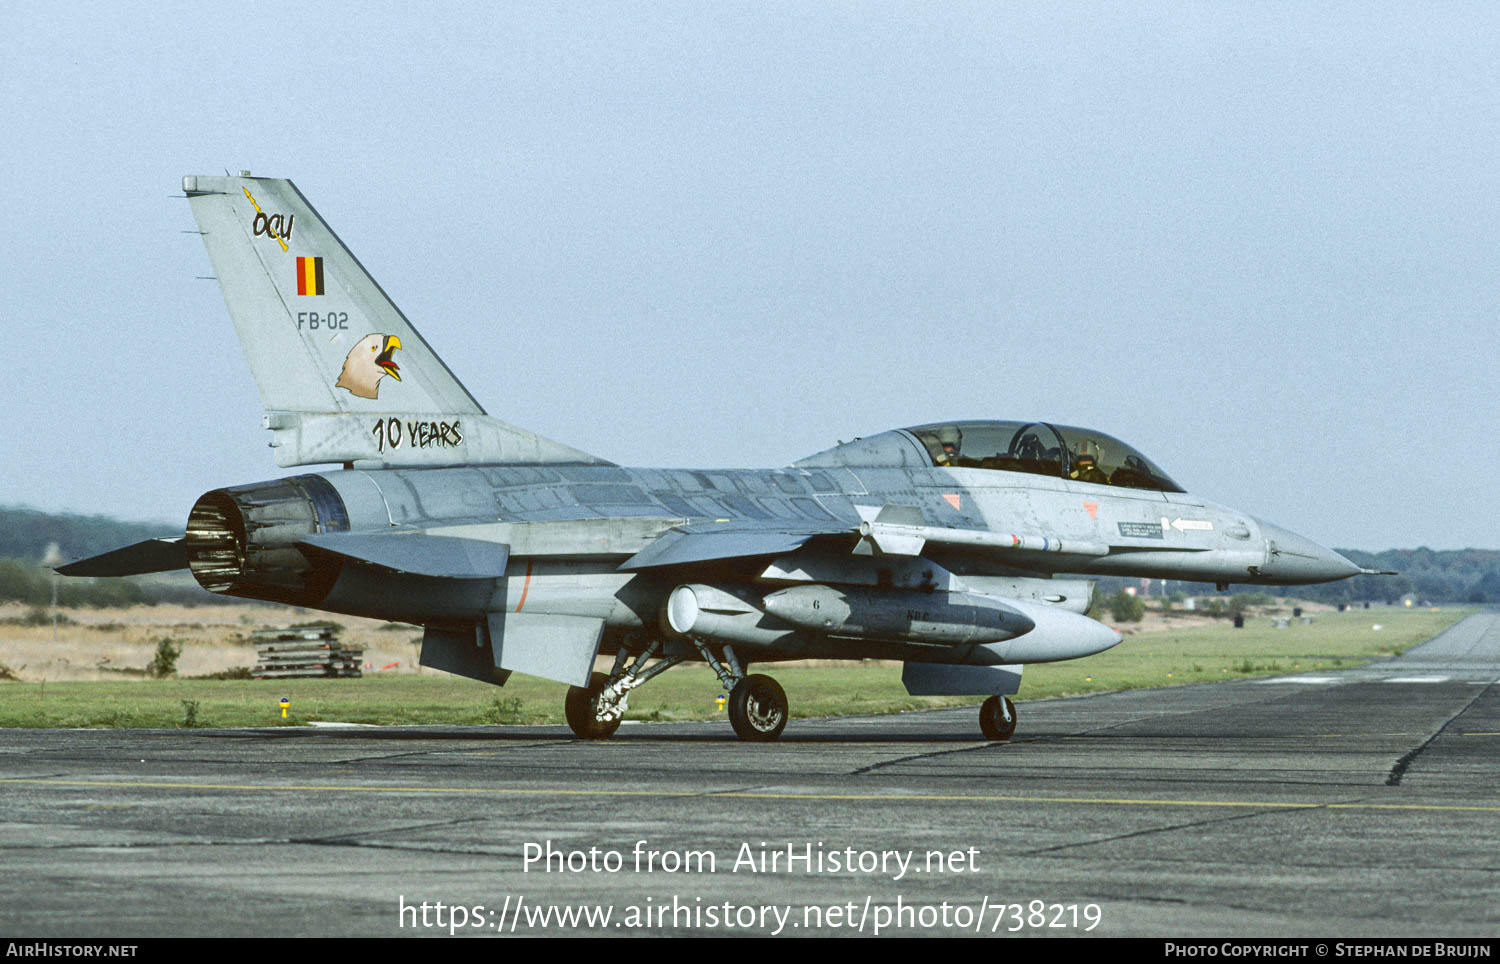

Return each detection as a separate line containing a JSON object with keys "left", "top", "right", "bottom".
{"left": 2, "top": 613, "right": 1497, "bottom": 936}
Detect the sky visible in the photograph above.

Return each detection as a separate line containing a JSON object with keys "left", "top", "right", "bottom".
{"left": 2, "top": 2, "right": 1497, "bottom": 551}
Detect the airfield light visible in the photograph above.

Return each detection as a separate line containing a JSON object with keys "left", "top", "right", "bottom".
{"left": 279, "top": 697, "right": 290, "bottom": 719}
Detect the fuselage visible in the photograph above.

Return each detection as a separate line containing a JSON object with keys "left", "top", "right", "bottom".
{"left": 182, "top": 423, "right": 1361, "bottom": 666}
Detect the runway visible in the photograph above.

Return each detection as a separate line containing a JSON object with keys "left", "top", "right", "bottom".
{"left": 2, "top": 612, "right": 1497, "bottom": 937}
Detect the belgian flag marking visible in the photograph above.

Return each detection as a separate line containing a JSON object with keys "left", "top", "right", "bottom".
{"left": 296, "top": 256, "right": 325, "bottom": 296}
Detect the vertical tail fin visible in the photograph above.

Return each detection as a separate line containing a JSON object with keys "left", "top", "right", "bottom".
{"left": 182, "top": 174, "right": 605, "bottom": 468}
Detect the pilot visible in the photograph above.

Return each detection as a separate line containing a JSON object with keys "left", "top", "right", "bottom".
{"left": 1069, "top": 453, "right": 1110, "bottom": 485}
{"left": 936, "top": 426, "right": 962, "bottom": 466}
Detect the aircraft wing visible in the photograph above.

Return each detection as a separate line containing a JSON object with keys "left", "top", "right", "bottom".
{"left": 618, "top": 521, "right": 842, "bottom": 571}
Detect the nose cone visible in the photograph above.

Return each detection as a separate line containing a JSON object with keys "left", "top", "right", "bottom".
{"left": 1256, "top": 519, "right": 1362, "bottom": 584}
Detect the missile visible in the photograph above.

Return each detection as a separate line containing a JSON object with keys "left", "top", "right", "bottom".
{"left": 760, "top": 584, "right": 1034, "bottom": 645}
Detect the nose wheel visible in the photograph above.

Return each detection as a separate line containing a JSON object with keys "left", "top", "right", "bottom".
{"left": 979, "top": 695, "right": 1017, "bottom": 741}
{"left": 728, "top": 674, "right": 789, "bottom": 742}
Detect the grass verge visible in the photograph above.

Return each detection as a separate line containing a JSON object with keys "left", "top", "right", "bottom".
{"left": 0, "top": 608, "right": 1467, "bottom": 729}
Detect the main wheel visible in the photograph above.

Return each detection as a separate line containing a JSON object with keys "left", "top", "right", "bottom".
{"left": 728, "top": 674, "right": 788, "bottom": 742}
{"left": 979, "top": 695, "right": 1017, "bottom": 741}
{"left": 565, "top": 672, "right": 622, "bottom": 739}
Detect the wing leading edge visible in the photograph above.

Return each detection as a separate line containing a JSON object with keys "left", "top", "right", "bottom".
{"left": 618, "top": 521, "right": 838, "bottom": 571}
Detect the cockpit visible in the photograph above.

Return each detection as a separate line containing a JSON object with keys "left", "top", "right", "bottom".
{"left": 904, "top": 421, "right": 1184, "bottom": 493}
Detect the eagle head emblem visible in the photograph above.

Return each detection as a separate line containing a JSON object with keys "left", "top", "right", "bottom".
{"left": 336, "top": 333, "right": 402, "bottom": 399}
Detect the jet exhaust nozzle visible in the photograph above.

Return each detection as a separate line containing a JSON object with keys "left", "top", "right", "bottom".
{"left": 184, "top": 474, "right": 350, "bottom": 605}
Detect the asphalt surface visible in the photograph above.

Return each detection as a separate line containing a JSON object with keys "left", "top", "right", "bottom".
{"left": 2, "top": 612, "right": 1498, "bottom": 938}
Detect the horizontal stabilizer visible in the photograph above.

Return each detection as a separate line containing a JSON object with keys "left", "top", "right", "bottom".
{"left": 56, "top": 538, "right": 187, "bottom": 577}
{"left": 619, "top": 522, "right": 835, "bottom": 571}
{"left": 296, "top": 532, "right": 510, "bottom": 578}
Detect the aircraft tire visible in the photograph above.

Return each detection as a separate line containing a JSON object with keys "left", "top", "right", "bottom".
{"left": 979, "top": 695, "right": 1017, "bottom": 741}
{"left": 565, "top": 672, "right": 622, "bottom": 739}
{"left": 728, "top": 674, "right": 788, "bottom": 742}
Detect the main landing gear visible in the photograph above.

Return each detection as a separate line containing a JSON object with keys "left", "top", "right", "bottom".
{"left": 563, "top": 639, "right": 789, "bottom": 742}
{"left": 564, "top": 640, "right": 682, "bottom": 740}
{"left": 563, "top": 673, "right": 623, "bottom": 740}
{"left": 726, "top": 674, "right": 788, "bottom": 742}
{"left": 978, "top": 695, "right": 1017, "bottom": 741}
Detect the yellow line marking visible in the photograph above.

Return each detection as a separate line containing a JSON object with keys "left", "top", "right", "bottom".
{"left": 3, "top": 778, "right": 1498, "bottom": 814}
{"left": 242, "top": 186, "right": 288, "bottom": 252}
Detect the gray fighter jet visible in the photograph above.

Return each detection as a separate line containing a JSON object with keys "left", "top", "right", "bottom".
{"left": 60, "top": 174, "right": 1389, "bottom": 741}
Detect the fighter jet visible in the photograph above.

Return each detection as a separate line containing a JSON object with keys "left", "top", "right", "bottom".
{"left": 60, "top": 174, "right": 1389, "bottom": 742}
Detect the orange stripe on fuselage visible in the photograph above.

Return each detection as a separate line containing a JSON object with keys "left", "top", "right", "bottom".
{"left": 514, "top": 559, "right": 534, "bottom": 612}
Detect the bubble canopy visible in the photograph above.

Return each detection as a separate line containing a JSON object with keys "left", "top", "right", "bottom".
{"left": 904, "top": 421, "right": 1184, "bottom": 493}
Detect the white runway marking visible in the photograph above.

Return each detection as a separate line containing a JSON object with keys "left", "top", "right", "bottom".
{"left": 1381, "top": 676, "right": 1451, "bottom": 684}
{"left": 1257, "top": 676, "right": 1341, "bottom": 685}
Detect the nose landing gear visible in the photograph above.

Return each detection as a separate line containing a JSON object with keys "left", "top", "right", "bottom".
{"left": 979, "top": 695, "right": 1017, "bottom": 741}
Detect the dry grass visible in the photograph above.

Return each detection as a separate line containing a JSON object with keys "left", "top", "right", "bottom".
{"left": 0, "top": 601, "right": 426, "bottom": 682}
